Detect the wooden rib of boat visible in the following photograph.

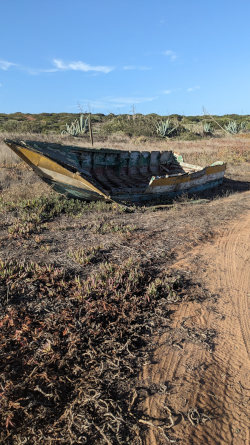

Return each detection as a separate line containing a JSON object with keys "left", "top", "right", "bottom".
{"left": 4, "top": 139, "right": 226, "bottom": 203}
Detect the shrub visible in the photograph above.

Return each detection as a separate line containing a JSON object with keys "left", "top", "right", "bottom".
{"left": 101, "top": 115, "right": 157, "bottom": 137}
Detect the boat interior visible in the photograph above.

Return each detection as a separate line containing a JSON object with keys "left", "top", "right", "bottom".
{"left": 5, "top": 140, "right": 204, "bottom": 194}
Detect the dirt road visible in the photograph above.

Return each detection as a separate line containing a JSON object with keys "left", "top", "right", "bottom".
{"left": 142, "top": 207, "right": 249, "bottom": 444}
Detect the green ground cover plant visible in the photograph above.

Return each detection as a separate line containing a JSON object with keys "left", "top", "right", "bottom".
{"left": 1, "top": 194, "right": 123, "bottom": 238}
{"left": 0, "top": 258, "right": 191, "bottom": 444}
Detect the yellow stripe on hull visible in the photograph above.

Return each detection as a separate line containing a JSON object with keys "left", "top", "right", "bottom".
{"left": 8, "top": 144, "right": 110, "bottom": 200}
{"left": 149, "top": 163, "right": 226, "bottom": 188}
{"left": 206, "top": 164, "right": 226, "bottom": 174}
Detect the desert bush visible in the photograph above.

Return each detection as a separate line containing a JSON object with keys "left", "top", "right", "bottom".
{"left": 1, "top": 119, "right": 46, "bottom": 134}
{"left": 177, "top": 131, "right": 202, "bottom": 141}
{"left": 1, "top": 120, "right": 20, "bottom": 132}
{"left": 100, "top": 115, "right": 156, "bottom": 137}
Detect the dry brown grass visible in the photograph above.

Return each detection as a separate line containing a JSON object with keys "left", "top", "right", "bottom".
{"left": 0, "top": 163, "right": 53, "bottom": 204}
{"left": 1, "top": 131, "right": 250, "bottom": 166}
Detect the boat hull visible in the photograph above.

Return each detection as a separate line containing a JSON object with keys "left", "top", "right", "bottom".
{"left": 4, "top": 139, "right": 226, "bottom": 203}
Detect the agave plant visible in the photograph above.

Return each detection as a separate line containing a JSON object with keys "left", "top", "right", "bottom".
{"left": 224, "top": 120, "right": 239, "bottom": 134}
{"left": 156, "top": 119, "right": 178, "bottom": 138}
{"left": 240, "top": 121, "right": 247, "bottom": 131}
{"left": 62, "top": 114, "right": 89, "bottom": 136}
{"left": 202, "top": 121, "right": 213, "bottom": 135}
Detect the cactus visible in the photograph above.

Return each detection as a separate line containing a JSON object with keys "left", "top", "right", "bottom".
{"left": 156, "top": 119, "right": 178, "bottom": 138}
{"left": 62, "top": 114, "right": 89, "bottom": 136}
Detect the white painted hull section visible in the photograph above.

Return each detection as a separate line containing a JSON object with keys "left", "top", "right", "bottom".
{"left": 147, "top": 171, "right": 225, "bottom": 194}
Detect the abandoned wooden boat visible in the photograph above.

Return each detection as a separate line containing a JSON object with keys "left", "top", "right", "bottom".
{"left": 4, "top": 139, "right": 226, "bottom": 203}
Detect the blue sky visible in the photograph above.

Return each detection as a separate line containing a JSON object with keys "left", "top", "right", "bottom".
{"left": 0, "top": 0, "right": 249, "bottom": 115}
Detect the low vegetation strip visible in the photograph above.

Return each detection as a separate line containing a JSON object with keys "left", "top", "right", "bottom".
{"left": 0, "top": 258, "right": 195, "bottom": 444}
{"left": 1, "top": 194, "right": 121, "bottom": 239}
{"left": 0, "top": 112, "right": 249, "bottom": 139}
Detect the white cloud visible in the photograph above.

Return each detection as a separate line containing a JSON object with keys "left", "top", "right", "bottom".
{"left": 32, "top": 68, "right": 59, "bottom": 74}
{"left": 0, "top": 59, "right": 17, "bottom": 70}
{"left": 0, "top": 59, "right": 57, "bottom": 75}
{"left": 187, "top": 85, "right": 200, "bottom": 92}
{"left": 78, "top": 96, "right": 158, "bottom": 111}
{"left": 163, "top": 50, "right": 177, "bottom": 60}
{"left": 123, "top": 65, "right": 151, "bottom": 71}
{"left": 0, "top": 58, "right": 156, "bottom": 77}
{"left": 53, "top": 59, "right": 114, "bottom": 73}
{"left": 0, "top": 58, "right": 113, "bottom": 75}
{"left": 162, "top": 88, "right": 182, "bottom": 95}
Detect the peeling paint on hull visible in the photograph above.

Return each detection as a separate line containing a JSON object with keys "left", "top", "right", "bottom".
{"left": 4, "top": 139, "right": 226, "bottom": 203}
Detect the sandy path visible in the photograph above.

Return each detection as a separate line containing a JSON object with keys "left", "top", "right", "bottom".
{"left": 141, "top": 208, "right": 250, "bottom": 444}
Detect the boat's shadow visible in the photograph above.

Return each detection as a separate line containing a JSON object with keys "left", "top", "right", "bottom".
{"left": 134, "top": 177, "right": 250, "bottom": 208}
{"left": 199, "top": 177, "right": 250, "bottom": 198}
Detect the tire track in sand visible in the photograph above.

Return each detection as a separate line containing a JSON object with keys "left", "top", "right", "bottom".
{"left": 141, "top": 207, "right": 250, "bottom": 445}
{"left": 220, "top": 215, "right": 249, "bottom": 355}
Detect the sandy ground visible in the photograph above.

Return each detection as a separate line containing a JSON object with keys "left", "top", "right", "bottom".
{"left": 141, "top": 193, "right": 250, "bottom": 445}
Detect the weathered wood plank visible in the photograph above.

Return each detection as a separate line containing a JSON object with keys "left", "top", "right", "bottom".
{"left": 4, "top": 139, "right": 226, "bottom": 203}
